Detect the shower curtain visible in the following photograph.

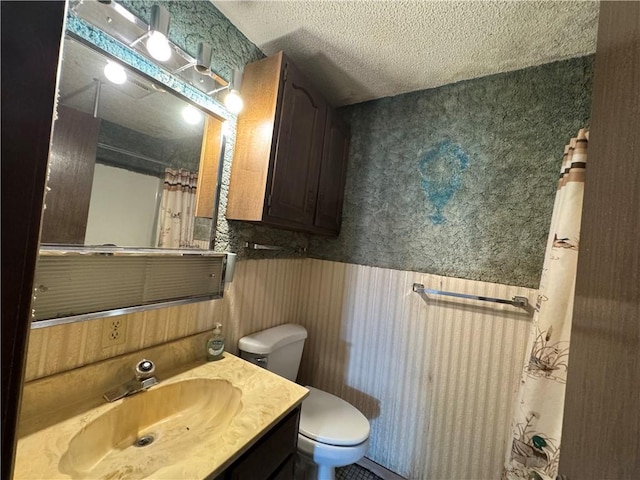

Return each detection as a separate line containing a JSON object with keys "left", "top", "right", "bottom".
{"left": 503, "top": 130, "right": 588, "bottom": 480}
{"left": 157, "top": 168, "right": 198, "bottom": 248}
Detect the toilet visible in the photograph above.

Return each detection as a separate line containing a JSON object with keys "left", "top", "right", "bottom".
{"left": 238, "top": 324, "right": 370, "bottom": 480}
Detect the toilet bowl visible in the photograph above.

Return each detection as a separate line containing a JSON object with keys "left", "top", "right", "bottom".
{"left": 238, "top": 324, "right": 370, "bottom": 480}
{"left": 297, "top": 386, "right": 369, "bottom": 480}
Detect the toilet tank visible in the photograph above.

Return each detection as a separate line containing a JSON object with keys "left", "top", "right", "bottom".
{"left": 238, "top": 324, "right": 307, "bottom": 381}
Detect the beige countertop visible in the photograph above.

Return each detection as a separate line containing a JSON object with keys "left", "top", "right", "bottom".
{"left": 14, "top": 352, "right": 308, "bottom": 479}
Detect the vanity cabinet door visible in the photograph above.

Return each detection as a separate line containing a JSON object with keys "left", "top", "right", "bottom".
{"left": 265, "top": 60, "right": 327, "bottom": 229}
{"left": 313, "top": 108, "right": 350, "bottom": 234}
{"left": 216, "top": 407, "right": 300, "bottom": 480}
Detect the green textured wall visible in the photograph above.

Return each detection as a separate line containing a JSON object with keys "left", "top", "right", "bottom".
{"left": 119, "top": 0, "right": 263, "bottom": 82}
{"left": 117, "top": 2, "right": 594, "bottom": 284}
{"left": 308, "top": 57, "right": 594, "bottom": 288}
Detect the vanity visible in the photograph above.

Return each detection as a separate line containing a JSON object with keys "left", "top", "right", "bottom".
{"left": 14, "top": 333, "right": 308, "bottom": 480}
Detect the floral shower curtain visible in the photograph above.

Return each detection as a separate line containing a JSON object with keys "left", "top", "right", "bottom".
{"left": 504, "top": 129, "right": 588, "bottom": 480}
{"left": 157, "top": 168, "right": 198, "bottom": 248}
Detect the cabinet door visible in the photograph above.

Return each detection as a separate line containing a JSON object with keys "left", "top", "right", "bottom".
{"left": 218, "top": 407, "right": 300, "bottom": 480}
{"left": 40, "top": 105, "right": 101, "bottom": 244}
{"left": 314, "top": 109, "right": 350, "bottom": 234}
{"left": 266, "top": 61, "right": 326, "bottom": 227}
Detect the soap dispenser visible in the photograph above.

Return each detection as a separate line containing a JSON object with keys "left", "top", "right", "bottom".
{"left": 206, "top": 322, "right": 225, "bottom": 361}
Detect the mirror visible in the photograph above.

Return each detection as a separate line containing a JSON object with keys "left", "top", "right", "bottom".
{"left": 41, "top": 32, "right": 227, "bottom": 249}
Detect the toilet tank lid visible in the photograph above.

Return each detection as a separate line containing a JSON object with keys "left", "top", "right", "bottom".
{"left": 238, "top": 324, "right": 307, "bottom": 355}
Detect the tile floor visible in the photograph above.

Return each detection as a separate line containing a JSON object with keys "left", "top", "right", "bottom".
{"left": 336, "top": 463, "right": 383, "bottom": 480}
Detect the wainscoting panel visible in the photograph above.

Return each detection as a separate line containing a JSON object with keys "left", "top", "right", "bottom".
{"left": 24, "top": 257, "right": 534, "bottom": 480}
{"left": 297, "top": 259, "right": 534, "bottom": 479}
{"left": 223, "top": 257, "right": 305, "bottom": 354}
{"left": 24, "top": 300, "right": 222, "bottom": 382}
{"left": 24, "top": 258, "right": 305, "bottom": 382}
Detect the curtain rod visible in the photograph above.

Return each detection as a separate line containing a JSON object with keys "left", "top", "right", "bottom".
{"left": 97, "top": 142, "right": 169, "bottom": 167}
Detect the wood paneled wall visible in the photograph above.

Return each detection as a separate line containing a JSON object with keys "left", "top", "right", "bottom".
{"left": 560, "top": 2, "right": 640, "bottom": 478}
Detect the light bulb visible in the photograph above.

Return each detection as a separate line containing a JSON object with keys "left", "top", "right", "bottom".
{"left": 224, "top": 89, "right": 244, "bottom": 114}
{"left": 146, "top": 30, "right": 171, "bottom": 62}
{"left": 182, "top": 105, "right": 203, "bottom": 125}
{"left": 103, "top": 61, "right": 127, "bottom": 84}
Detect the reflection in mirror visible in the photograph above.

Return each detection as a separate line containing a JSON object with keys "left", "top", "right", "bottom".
{"left": 41, "top": 34, "right": 225, "bottom": 249}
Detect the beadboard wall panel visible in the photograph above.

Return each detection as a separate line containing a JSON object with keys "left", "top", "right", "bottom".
{"left": 296, "top": 259, "right": 534, "bottom": 479}
{"left": 25, "top": 300, "right": 221, "bottom": 382}
{"left": 223, "top": 258, "right": 305, "bottom": 354}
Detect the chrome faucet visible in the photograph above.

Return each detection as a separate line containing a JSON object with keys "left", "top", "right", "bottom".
{"left": 103, "top": 359, "right": 158, "bottom": 402}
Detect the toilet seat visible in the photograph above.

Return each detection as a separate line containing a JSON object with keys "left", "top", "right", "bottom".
{"left": 299, "top": 386, "right": 370, "bottom": 446}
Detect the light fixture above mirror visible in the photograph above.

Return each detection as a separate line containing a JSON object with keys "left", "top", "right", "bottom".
{"left": 209, "top": 68, "right": 244, "bottom": 115}
{"left": 174, "top": 41, "right": 213, "bottom": 75}
{"left": 195, "top": 42, "right": 213, "bottom": 74}
{"left": 69, "top": 1, "right": 244, "bottom": 112}
{"left": 224, "top": 69, "right": 244, "bottom": 114}
{"left": 146, "top": 5, "right": 172, "bottom": 61}
{"left": 129, "top": 4, "right": 172, "bottom": 62}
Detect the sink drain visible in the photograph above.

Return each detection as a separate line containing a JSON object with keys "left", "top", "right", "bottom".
{"left": 133, "top": 434, "right": 155, "bottom": 448}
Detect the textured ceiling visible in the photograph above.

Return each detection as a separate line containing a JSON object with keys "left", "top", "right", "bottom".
{"left": 212, "top": 0, "right": 599, "bottom": 106}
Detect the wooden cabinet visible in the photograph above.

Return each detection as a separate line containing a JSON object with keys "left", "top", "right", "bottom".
{"left": 214, "top": 407, "right": 300, "bottom": 480}
{"left": 226, "top": 52, "right": 349, "bottom": 236}
{"left": 315, "top": 109, "right": 350, "bottom": 233}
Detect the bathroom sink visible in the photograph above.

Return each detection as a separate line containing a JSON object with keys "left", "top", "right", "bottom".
{"left": 58, "top": 378, "right": 242, "bottom": 479}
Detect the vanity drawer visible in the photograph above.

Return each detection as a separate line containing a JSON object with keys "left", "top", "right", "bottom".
{"left": 217, "top": 406, "right": 300, "bottom": 480}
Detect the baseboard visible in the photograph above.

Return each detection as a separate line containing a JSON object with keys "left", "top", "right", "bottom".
{"left": 357, "top": 457, "right": 406, "bottom": 480}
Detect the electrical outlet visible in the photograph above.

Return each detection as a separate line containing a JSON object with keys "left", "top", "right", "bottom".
{"left": 102, "top": 317, "right": 126, "bottom": 348}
